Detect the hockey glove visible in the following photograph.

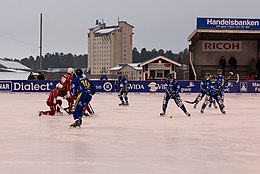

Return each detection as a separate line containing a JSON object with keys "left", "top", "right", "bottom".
{"left": 63, "top": 91, "right": 71, "bottom": 99}
{"left": 169, "top": 93, "right": 176, "bottom": 99}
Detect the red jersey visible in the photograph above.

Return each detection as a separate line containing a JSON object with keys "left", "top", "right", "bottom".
{"left": 59, "top": 73, "right": 73, "bottom": 96}
{"left": 47, "top": 88, "right": 59, "bottom": 105}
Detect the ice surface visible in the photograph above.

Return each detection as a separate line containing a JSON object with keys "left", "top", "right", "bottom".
{"left": 0, "top": 92, "right": 260, "bottom": 174}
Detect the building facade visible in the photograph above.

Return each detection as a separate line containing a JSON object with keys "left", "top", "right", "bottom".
{"left": 110, "top": 63, "right": 143, "bottom": 80}
{"left": 88, "top": 21, "right": 134, "bottom": 75}
{"left": 189, "top": 17, "right": 260, "bottom": 80}
{"left": 140, "top": 56, "right": 181, "bottom": 80}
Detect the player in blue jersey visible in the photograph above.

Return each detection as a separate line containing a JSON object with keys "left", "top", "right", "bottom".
{"left": 193, "top": 72, "right": 211, "bottom": 108}
{"left": 160, "top": 73, "right": 191, "bottom": 117}
{"left": 116, "top": 72, "right": 129, "bottom": 106}
{"left": 209, "top": 69, "right": 225, "bottom": 108}
{"left": 217, "top": 69, "right": 225, "bottom": 102}
{"left": 200, "top": 75, "right": 226, "bottom": 114}
{"left": 69, "top": 68, "right": 96, "bottom": 127}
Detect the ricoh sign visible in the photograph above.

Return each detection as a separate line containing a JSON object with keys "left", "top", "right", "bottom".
{"left": 202, "top": 41, "right": 241, "bottom": 52}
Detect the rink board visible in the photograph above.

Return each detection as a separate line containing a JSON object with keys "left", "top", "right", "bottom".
{"left": 0, "top": 80, "right": 260, "bottom": 93}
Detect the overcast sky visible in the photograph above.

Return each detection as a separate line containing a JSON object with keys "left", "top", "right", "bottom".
{"left": 0, "top": 0, "right": 260, "bottom": 59}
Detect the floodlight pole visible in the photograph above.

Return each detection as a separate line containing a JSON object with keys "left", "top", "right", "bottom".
{"left": 39, "top": 13, "right": 43, "bottom": 71}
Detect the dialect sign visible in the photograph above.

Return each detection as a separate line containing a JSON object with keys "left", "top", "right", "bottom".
{"left": 0, "top": 80, "right": 55, "bottom": 92}
{"left": 197, "top": 17, "right": 260, "bottom": 30}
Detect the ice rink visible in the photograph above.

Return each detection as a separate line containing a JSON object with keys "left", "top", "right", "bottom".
{"left": 0, "top": 92, "right": 260, "bottom": 174}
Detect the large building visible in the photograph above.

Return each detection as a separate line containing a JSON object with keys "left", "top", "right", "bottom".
{"left": 88, "top": 20, "right": 134, "bottom": 75}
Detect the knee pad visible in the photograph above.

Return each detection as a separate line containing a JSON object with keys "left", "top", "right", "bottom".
{"left": 175, "top": 97, "right": 183, "bottom": 107}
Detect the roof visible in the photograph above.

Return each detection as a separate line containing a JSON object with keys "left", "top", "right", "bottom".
{"left": 110, "top": 65, "right": 122, "bottom": 71}
{"left": 127, "top": 63, "right": 142, "bottom": 70}
{"left": 139, "top": 56, "right": 181, "bottom": 67}
{"left": 0, "top": 59, "right": 30, "bottom": 70}
{"left": 95, "top": 27, "right": 118, "bottom": 34}
{"left": 110, "top": 63, "right": 142, "bottom": 71}
{"left": 0, "top": 71, "right": 30, "bottom": 80}
{"left": 188, "top": 29, "right": 260, "bottom": 41}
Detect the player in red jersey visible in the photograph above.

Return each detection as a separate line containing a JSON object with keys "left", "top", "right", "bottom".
{"left": 59, "top": 67, "right": 75, "bottom": 111}
{"left": 39, "top": 83, "right": 63, "bottom": 116}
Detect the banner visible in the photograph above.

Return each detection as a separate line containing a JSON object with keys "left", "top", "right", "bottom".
{"left": 197, "top": 17, "right": 260, "bottom": 30}
{"left": 1, "top": 80, "right": 260, "bottom": 93}
{"left": 202, "top": 41, "right": 241, "bottom": 52}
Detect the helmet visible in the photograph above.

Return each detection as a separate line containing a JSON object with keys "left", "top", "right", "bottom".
{"left": 217, "top": 69, "right": 223, "bottom": 73}
{"left": 211, "top": 75, "right": 217, "bottom": 81}
{"left": 56, "top": 83, "right": 63, "bottom": 89}
{"left": 205, "top": 72, "right": 211, "bottom": 78}
{"left": 75, "top": 68, "right": 83, "bottom": 76}
{"left": 167, "top": 73, "right": 174, "bottom": 79}
{"left": 67, "top": 67, "right": 74, "bottom": 74}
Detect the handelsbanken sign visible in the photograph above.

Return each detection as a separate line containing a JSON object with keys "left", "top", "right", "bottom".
{"left": 197, "top": 17, "right": 260, "bottom": 30}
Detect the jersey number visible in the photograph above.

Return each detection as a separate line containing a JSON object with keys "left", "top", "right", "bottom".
{"left": 81, "top": 80, "right": 90, "bottom": 88}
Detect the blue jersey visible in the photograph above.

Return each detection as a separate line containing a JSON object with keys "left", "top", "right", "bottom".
{"left": 207, "top": 81, "right": 222, "bottom": 96}
{"left": 117, "top": 76, "right": 129, "bottom": 89}
{"left": 200, "top": 79, "right": 211, "bottom": 93}
{"left": 164, "top": 79, "right": 181, "bottom": 95}
{"left": 71, "top": 76, "right": 96, "bottom": 97}
{"left": 217, "top": 75, "right": 225, "bottom": 89}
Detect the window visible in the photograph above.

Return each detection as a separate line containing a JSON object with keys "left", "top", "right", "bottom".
{"left": 150, "top": 70, "right": 155, "bottom": 79}
{"left": 164, "top": 70, "right": 170, "bottom": 78}
{"left": 156, "top": 70, "right": 163, "bottom": 78}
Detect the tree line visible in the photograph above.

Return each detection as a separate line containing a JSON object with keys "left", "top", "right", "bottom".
{"left": 133, "top": 47, "right": 189, "bottom": 65}
{"left": 5, "top": 48, "right": 189, "bottom": 70}
{"left": 19, "top": 53, "right": 87, "bottom": 70}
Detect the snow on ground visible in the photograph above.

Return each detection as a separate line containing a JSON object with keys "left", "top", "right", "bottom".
{"left": 0, "top": 92, "right": 260, "bottom": 174}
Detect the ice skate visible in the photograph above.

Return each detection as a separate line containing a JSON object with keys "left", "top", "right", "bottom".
{"left": 125, "top": 101, "right": 129, "bottom": 106}
{"left": 79, "top": 118, "right": 82, "bottom": 125}
{"left": 119, "top": 101, "right": 125, "bottom": 106}
{"left": 160, "top": 111, "right": 165, "bottom": 116}
{"left": 214, "top": 103, "right": 218, "bottom": 109}
{"left": 39, "top": 111, "right": 43, "bottom": 117}
{"left": 185, "top": 111, "right": 191, "bottom": 117}
{"left": 200, "top": 109, "right": 204, "bottom": 113}
{"left": 221, "top": 109, "right": 226, "bottom": 114}
{"left": 70, "top": 119, "right": 81, "bottom": 127}
{"left": 193, "top": 103, "right": 198, "bottom": 108}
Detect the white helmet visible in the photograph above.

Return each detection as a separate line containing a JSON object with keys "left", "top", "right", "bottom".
{"left": 56, "top": 83, "right": 63, "bottom": 89}
{"left": 67, "top": 67, "right": 74, "bottom": 74}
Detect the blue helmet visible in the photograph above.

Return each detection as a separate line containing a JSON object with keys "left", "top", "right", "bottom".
{"left": 75, "top": 68, "right": 83, "bottom": 76}
{"left": 167, "top": 73, "right": 174, "bottom": 79}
